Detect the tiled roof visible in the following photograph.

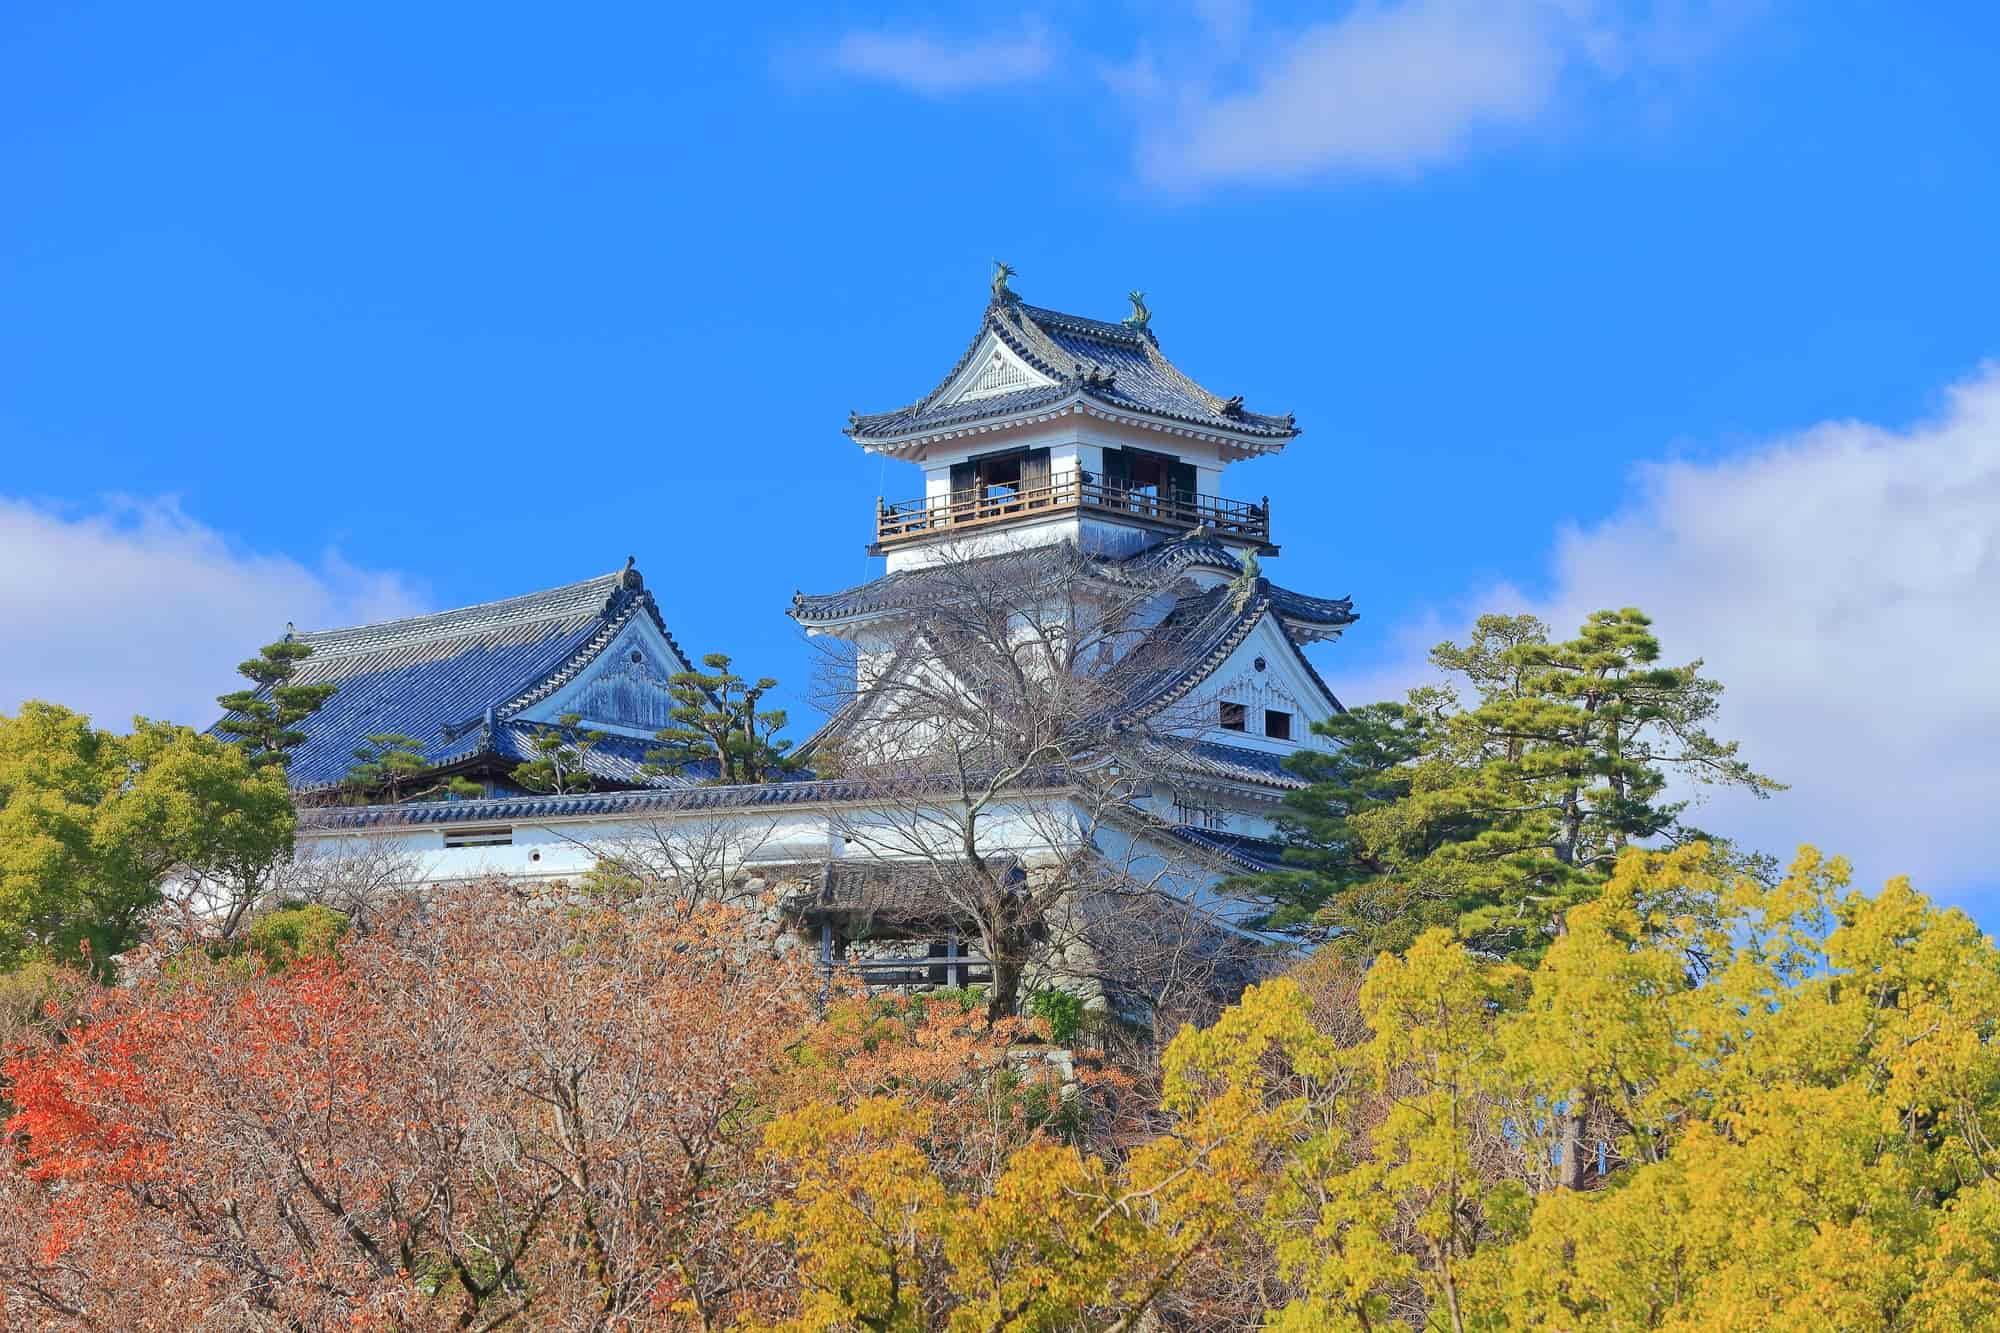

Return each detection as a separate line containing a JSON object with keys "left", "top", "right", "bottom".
{"left": 228, "top": 564, "right": 692, "bottom": 791}
{"left": 295, "top": 572, "right": 632, "bottom": 658}
{"left": 296, "top": 768, "right": 1088, "bottom": 832}
{"left": 1153, "top": 739, "right": 1312, "bottom": 790}
{"left": 790, "top": 535, "right": 1354, "bottom": 629}
{"left": 848, "top": 297, "right": 1299, "bottom": 447}
{"left": 297, "top": 776, "right": 881, "bottom": 830}
{"left": 1267, "top": 585, "right": 1356, "bottom": 625}
{"left": 489, "top": 723, "right": 716, "bottom": 788}
{"left": 1163, "top": 826, "right": 1289, "bottom": 874}
{"left": 793, "top": 538, "right": 1352, "bottom": 760}
{"left": 781, "top": 856, "right": 1024, "bottom": 931}
{"left": 1121, "top": 535, "right": 1247, "bottom": 579}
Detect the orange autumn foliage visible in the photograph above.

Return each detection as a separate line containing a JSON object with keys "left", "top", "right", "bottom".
{"left": 1, "top": 885, "right": 822, "bottom": 1330}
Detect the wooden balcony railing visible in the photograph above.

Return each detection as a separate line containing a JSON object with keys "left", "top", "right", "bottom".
{"left": 876, "top": 475, "right": 1270, "bottom": 547}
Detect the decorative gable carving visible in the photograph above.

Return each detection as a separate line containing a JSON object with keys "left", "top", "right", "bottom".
{"left": 939, "top": 335, "right": 1057, "bottom": 407}
{"left": 1206, "top": 673, "right": 1303, "bottom": 716}
{"left": 1171, "top": 613, "right": 1342, "bottom": 753}
{"left": 564, "top": 653, "right": 678, "bottom": 732}
{"left": 515, "top": 617, "right": 691, "bottom": 736}
{"left": 962, "top": 349, "right": 1039, "bottom": 400}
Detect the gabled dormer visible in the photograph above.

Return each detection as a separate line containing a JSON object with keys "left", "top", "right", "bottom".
{"left": 850, "top": 266, "right": 1300, "bottom": 571}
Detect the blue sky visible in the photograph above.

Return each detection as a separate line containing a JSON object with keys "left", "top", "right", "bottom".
{"left": 4, "top": 3, "right": 1998, "bottom": 915}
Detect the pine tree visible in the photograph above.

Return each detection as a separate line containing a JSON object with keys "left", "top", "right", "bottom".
{"left": 511, "top": 713, "right": 603, "bottom": 795}
{"left": 1267, "top": 608, "right": 1781, "bottom": 965}
{"left": 214, "top": 637, "right": 336, "bottom": 771}
{"left": 645, "top": 653, "right": 796, "bottom": 786}
{"left": 1247, "top": 696, "right": 1481, "bottom": 955}
{"left": 344, "top": 734, "right": 481, "bottom": 803}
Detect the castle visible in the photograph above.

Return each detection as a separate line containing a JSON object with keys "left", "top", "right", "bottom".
{"left": 256, "top": 271, "right": 1356, "bottom": 1002}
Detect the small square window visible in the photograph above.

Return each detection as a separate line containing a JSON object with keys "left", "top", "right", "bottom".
{"left": 1265, "top": 709, "right": 1293, "bottom": 741}
{"left": 1219, "top": 701, "right": 1247, "bottom": 732}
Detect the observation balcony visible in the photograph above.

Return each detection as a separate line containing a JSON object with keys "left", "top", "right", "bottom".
{"left": 875, "top": 476, "right": 1271, "bottom": 550}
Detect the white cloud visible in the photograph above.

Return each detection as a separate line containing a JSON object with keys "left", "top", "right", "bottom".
{"left": 0, "top": 496, "right": 426, "bottom": 731}
{"left": 1136, "top": 1, "right": 1577, "bottom": 188}
{"left": 1351, "top": 366, "right": 2000, "bottom": 907}
{"left": 808, "top": 3, "right": 1751, "bottom": 189}
{"left": 827, "top": 21, "right": 1054, "bottom": 97}
{"left": 1119, "top": 0, "right": 1754, "bottom": 190}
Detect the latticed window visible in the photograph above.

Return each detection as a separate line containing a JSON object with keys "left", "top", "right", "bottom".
{"left": 1173, "top": 796, "right": 1228, "bottom": 830}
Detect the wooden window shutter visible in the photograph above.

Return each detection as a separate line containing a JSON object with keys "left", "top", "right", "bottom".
{"left": 1170, "top": 459, "right": 1197, "bottom": 500}
{"left": 949, "top": 460, "right": 976, "bottom": 497}
{"left": 1020, "top": 448, "right": 1051, "bottom": 490}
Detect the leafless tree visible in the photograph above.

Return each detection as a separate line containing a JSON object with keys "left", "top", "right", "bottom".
{"left": 571, "top": 814, "right": 780, "bottom": 919}
{"left": 153, "top": 829, "right": 424, "bottom": 944}
{"left": 810, "top": 539, "right": 1254, "bottom": 1021}
{"left": 260, "top": 836, "right": 430, "bottom": 932}
{"left": 1075, "top": 886, "right": 1280, "bottom": 1036}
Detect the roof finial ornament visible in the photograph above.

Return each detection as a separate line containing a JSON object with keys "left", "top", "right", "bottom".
{"left": 1231, "top": 548, "right": 1262, "bottom": 615}
{"left": 619, "top": 555, "right": 642, "bottom": 590}
{"left": 283, "top": 621, "right": 296, "bottom": 641}
{"left": 1123, "top": 290, "right": 1151, "bottom": 331}
{"left": 990, "top": 260, "right": 1018, "bottom": 304}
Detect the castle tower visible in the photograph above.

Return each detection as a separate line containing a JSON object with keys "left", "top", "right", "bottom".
{"left": 849, "top": 266, "right": 1298, "bottom": 571}
{"left": 794, "top": 271, "right": 1356, "bottom": 840}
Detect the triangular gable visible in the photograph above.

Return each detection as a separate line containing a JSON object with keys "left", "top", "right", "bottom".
{"left": 508, "top": 608, "right": 695, "bottom": 739}
{"left": 933, "top": 329, "right": 1059, "bottom": 408}
{"left": 1165, "top": 610, "right": 1343, "bottom": 755}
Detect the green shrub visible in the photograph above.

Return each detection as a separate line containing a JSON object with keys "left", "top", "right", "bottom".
{"left": 1026, "top": 988, "right": 1085, "bottom": 1045}
{"left": 245, "top": 904, "right": 349, "bottom": 971}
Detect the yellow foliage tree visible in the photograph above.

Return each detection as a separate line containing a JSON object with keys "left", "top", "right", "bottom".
{"left": 742, "top": 842, "right": 2000, "bottom": 1328}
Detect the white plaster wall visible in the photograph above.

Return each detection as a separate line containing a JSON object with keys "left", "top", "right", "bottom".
{"left": 295, "top": 808, "right": 840, "bottom": 888}
{"left": 1174, "top": 614, "right": 1343, "bottom": 755}
{"left": 293, "top": 793, "right": 1107, "bottom": 892}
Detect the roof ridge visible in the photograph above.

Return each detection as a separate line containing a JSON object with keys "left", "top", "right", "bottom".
{"left": 1016, "top": 302, "right": 1150, "bottom": 345}
{"left": 849, "top": 293, "right": 1299, "bottom": 450}
{"left": 299, "top": 569, "right": 629, "bottom": 656}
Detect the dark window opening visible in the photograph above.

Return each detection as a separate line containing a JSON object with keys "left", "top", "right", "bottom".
{"left": 1102, "top": 448, "right": 1197, "bottom": 507}
{"left": 1219, "top": 701, "right": 1247, "bottom": 732}
{"left": 444, "top": 825, "right": 513, "bottom": 849}
{"left": 981, "top": 450, "right": 1023, "bottom": 499}
{"left": 1264, "top": 709, "right": 1293, "bottom": 741}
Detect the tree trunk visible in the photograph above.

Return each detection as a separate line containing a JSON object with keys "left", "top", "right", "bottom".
{"left": 1559, "top": 1091, "right": 1589, "bottom": 1190}
{"left": 986, "top": 941, "right": 1025, "bottom": 1022}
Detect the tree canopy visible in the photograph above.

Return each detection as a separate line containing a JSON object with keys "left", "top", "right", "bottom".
{"left": 511, "top": 712, "right": 603, "bottom": 795}
{"left": 9, "top": 843, "right": 1998, "bottom": 1327}
{"left": 212, "top": 636, "right": 336, "bottom": 771}
{"left": 0, "top": 703, "right": 294, "bottom": 974}
{"left": 344, "top": 733, "right": 480, "bottom": 803}
{"left": 646, "top": 653, "right": 797, "bottom": 786}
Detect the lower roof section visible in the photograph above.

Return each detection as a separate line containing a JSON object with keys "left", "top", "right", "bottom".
{"left": 299, "top": 776, "right": 882, "bottom": 831}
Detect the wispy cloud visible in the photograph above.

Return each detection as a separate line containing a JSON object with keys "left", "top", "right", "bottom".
{"left": 826, "top": 20, "right": 1054, "bottom": 97}
{"left": 808, "top": 3, "right": 1751, "bottom": 191}
{"left": 1348, "top": 365, "right": 2000, "bottom": 908}
{"left": 1132, "top": 1, "right": 1585, "bottom": 189}
{"left": 0, "top": 496, "right": 427, "bottom": 729}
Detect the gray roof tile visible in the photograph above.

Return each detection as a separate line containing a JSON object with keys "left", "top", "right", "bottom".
{"left": 224, "top": 564, "right": 693, "bottom": 792}
{"left": 849, "top": 298, "right": 1298, "bottom": 445}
